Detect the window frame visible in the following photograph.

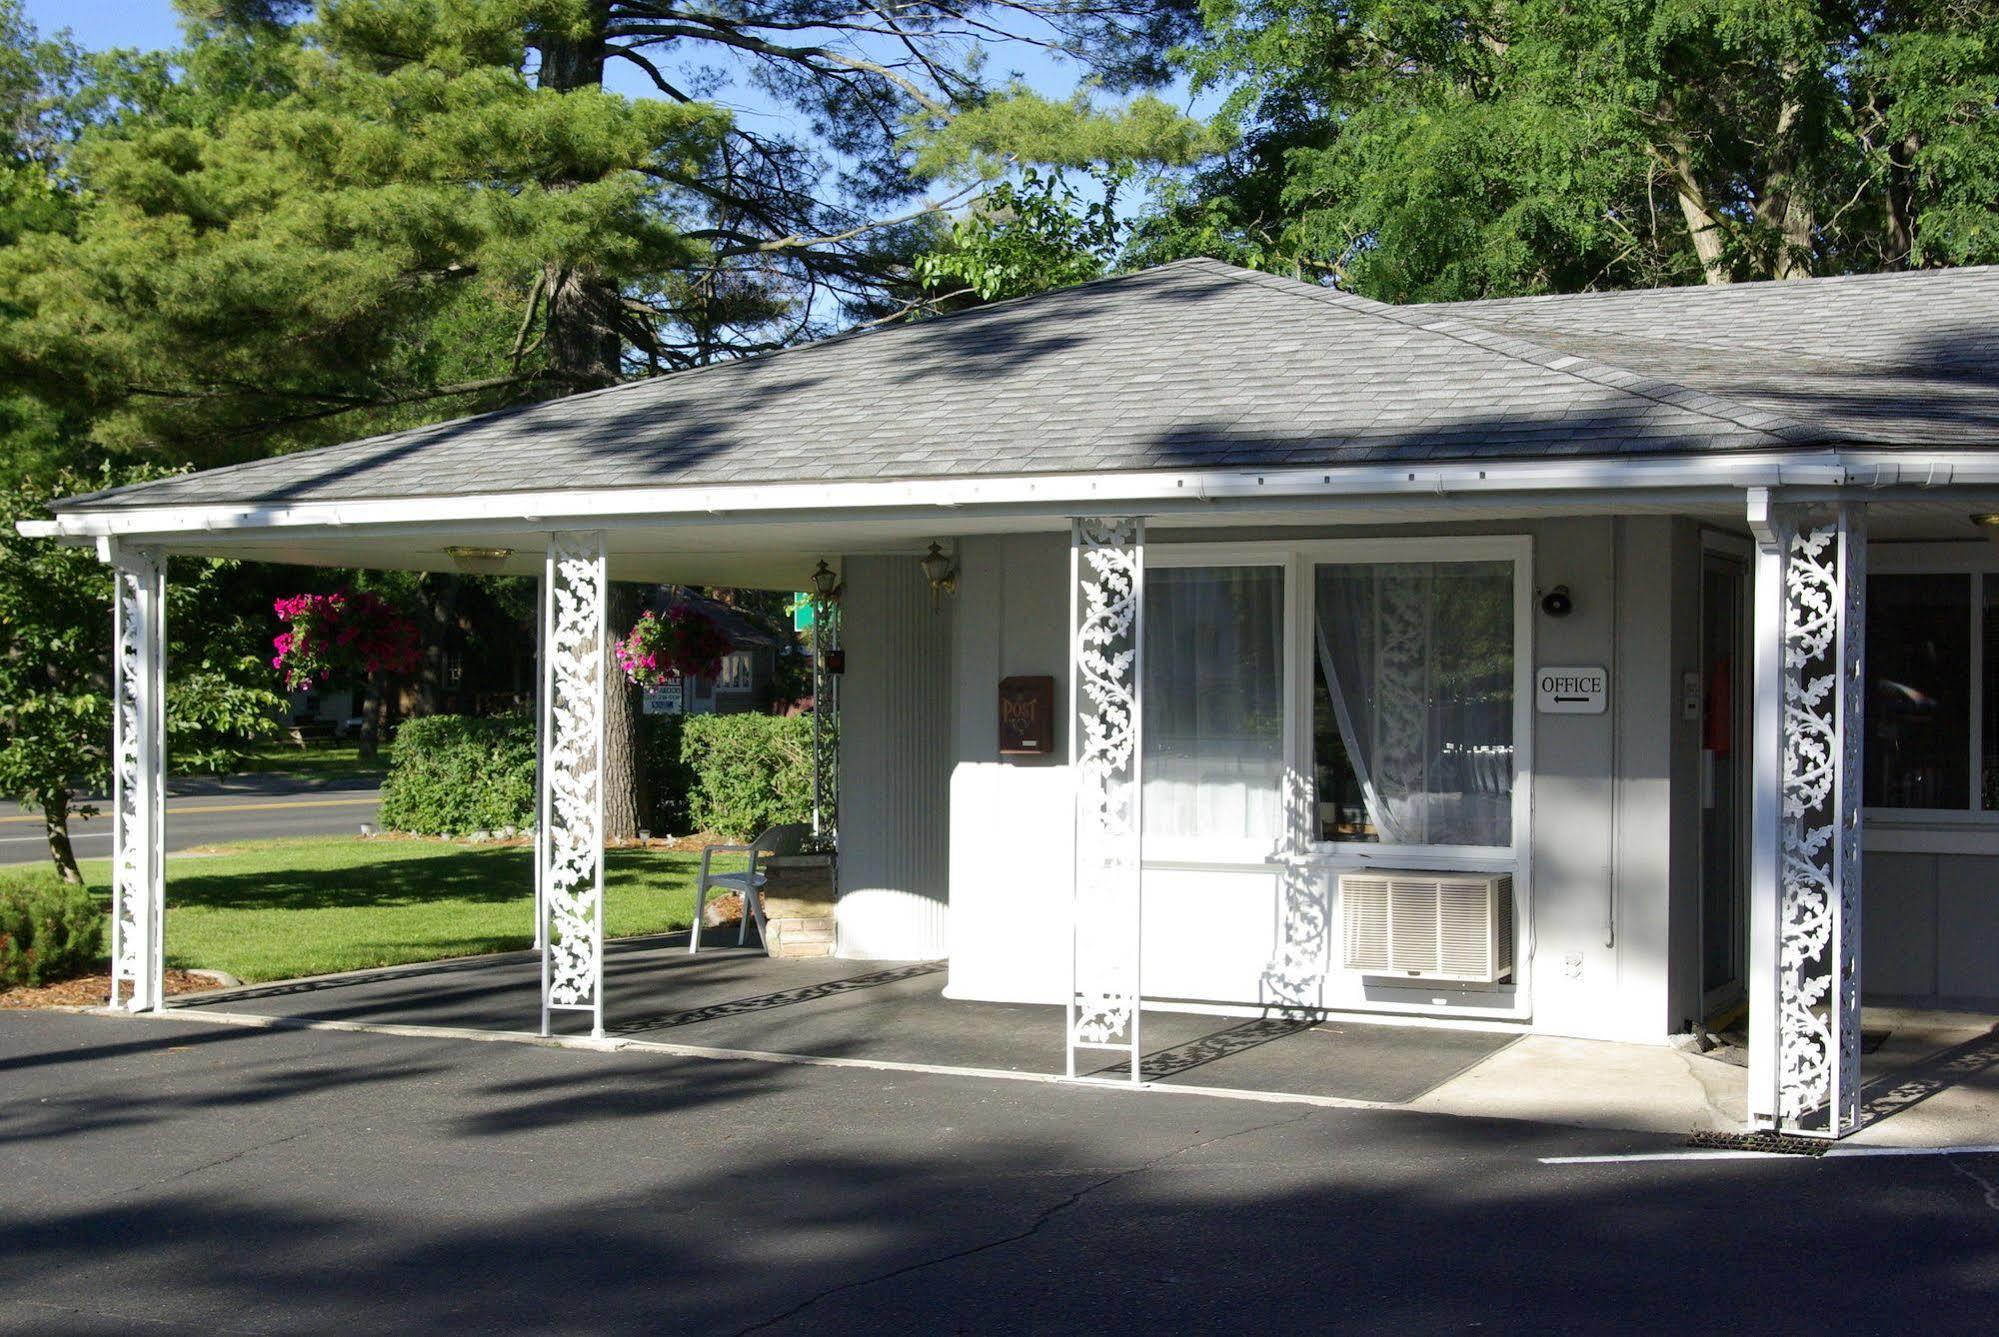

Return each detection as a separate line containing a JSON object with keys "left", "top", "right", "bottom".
{"left": 1139, "top": 536, "right": 1533, "bottom": 877}
{"left": 1866, "top": 543, "right": 1999, "bottom": 827}
{"left": 1141, "top": 547, "right": 1297, "bottom": 866}
{"left": 1295, "top": 536, "right": 1534, "bottom": 873}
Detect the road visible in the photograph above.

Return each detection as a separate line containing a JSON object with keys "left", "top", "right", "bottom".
{"left": 1, "top": 1009, "right": 1995, "bottom": 1334}
{"left": 0, "top": 778, "right": 381, "bottom": 865}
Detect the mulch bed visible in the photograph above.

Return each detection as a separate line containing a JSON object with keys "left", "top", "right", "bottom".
{"left": 1, "top": 969, "right": 216, "bottom": 1011}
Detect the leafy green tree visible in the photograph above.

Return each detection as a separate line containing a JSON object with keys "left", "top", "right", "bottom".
{"left": 1135, "top": 0, "right": 1999, "bottom": 299}
{"left": 915, "top": 166, "right": 1128, "bottom": 303}
{"left": 0, "top": 0, "right": 94, "bottom": 481}
{"left": 0, "top": 469, "right": 285, "bottom": 883}
{"left": 0, "top": 2, "right": 1210, "bottom": 465}
{"left": 1, "top": 1, "right": 729, "bottom": 465}
{"left": 0, "top": 1, "right": 1207, "bottom": 838}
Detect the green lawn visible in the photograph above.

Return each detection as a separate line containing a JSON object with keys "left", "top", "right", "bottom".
{"left": 234, "top": 740, "right": 389, "bottom": 783}
{"left": 49, "top": 836, "right": 743, "bottom": 984}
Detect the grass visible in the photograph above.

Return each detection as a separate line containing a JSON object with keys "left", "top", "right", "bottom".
{"left": 234, "top": 740, "right": 388, "bottom": 783}
{"left": 4, "top": 836, "right": 744, "bottom": 984}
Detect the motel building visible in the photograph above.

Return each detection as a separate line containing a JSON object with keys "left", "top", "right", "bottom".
{"left": 23, "top": 258, "right": 1999, "bottom": 1142}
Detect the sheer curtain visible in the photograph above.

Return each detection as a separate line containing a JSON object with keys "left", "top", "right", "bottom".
{"left": 1142, "top": 566, "right": 1286, "bottom": 853}
{"left": 1315, "top": 562, "right": 1514, "bottom": 848}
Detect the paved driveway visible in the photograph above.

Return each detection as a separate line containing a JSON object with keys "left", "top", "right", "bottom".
{"left": 3, "top": 1009, "right": 1996, "bottom": 1334}
{"left": 179, "top": 937, "right": 1515, "bottom": 1105}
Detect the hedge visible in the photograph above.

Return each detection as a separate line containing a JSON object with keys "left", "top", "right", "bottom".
{"left": 378, "top": 714, "right": 537, "bottom": 837}
{"left": 379, "top": 711, "right": 825, "bottom": 841}
{"left": 0, "top": 875, "right": 106, "bottom": 988}
{"left": 679, "top": 713, "right": 827, "bottom": 840}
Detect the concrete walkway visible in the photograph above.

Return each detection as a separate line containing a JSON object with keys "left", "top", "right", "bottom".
{"left": 166, "top": 934, "right": 1999, "bottom": 1146}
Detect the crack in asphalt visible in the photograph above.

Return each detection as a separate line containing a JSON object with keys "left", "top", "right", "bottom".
{"left": 22, "top": 1298, "right": 274, "bottom": 1336}
{"left": 728, "top": 1108, "right": 1320, "bottom": 1336}
{"left": 1948, "top": 1156, "right": 1999, "bottom": 1214}
{"left": 121, "top": 1127, "right": 312, "bottom": 1196}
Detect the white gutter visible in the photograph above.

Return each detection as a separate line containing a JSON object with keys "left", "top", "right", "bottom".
{"left": 17, "top": 447, "right": 1987, "bottom": 545}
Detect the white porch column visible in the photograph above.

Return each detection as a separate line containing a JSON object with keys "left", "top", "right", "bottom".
{"left": 539, "top": 532, "right": 608, "bottom": 1037}
{"left": 108, "top": 543, "right": 167, "bottom": 1013}
{"left": 1068, "top": 517, "right": 1145, "bottom": 1082}
{"left": 532, "top": 567, "right": 547, "bottom": 953}
{"left": 1748, "top": 493, "right": 1867, "bottom": 1138}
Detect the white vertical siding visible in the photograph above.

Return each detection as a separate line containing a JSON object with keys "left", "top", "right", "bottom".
{"left": 836, "top": 555, "right": 953, "bottom": 958}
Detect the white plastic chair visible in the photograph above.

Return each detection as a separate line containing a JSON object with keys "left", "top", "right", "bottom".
{"left": 688, "top": 823, "right": 811, "bottom": 953}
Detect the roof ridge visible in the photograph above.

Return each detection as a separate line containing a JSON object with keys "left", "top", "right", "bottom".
{"left": 1200, "top": 264, "right": 1825, "bottom": 445}
{"left": 1432, "top": 262, "right": 1999, "bottom": 311}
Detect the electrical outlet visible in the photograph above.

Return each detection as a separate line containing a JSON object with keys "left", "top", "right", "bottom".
{"left": 1564, "top": 951, "right": 1584, "bottom": 980}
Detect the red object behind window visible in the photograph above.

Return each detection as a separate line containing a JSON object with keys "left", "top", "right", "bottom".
{"left": 1705, "top": 656, "right": 1733, "bottom": 756}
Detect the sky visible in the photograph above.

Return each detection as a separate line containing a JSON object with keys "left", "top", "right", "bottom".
{"left": 25, "top": 0, "right": 182, "bottom": 52}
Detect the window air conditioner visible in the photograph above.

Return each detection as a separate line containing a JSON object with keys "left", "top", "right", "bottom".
{"left": 1340, "top": 871, "right": 1513, "bottom": 984}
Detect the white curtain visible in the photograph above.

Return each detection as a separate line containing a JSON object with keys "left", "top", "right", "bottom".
{"left": 1315, "top": 562, "right": 1514, "bottom": 848}
{"left": 1142, "top": 566, "right": 1285, "bottom": 849}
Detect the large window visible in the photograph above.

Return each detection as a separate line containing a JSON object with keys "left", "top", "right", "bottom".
{"left": 1142, "top": 564, "right": 1286, "bottom": 855}
{"left": 1313, "top": 561, "right": 1516, "bottom": 848}
{"left": 1136, "top": 543, "right": 1524, "bottom": 860}
{"left": 1863, "top": 570, "right": 1999, "bottom": 815}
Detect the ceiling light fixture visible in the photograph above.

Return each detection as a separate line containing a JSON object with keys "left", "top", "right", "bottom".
{"left": 444, "top": 545, "right": 515, "bottom": 573}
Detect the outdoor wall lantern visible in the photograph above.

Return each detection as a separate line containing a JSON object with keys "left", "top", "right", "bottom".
{"left": 444, "top": 545, "right": 515, "bottom": 574}
{"left": 919, "top": 542, "right": 959, "bottom": 610}
{"left": 809, "top": 559, "right": 844, "bottom": 604}
{"left": 1972, "top": 513, "right": 1999, "bottom": 541}
{"left": 1539, "top": 584, "right": 1574, "bottom": 618}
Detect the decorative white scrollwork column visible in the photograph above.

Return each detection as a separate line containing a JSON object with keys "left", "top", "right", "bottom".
{"left": 109, "top": 544, "right": 167, "bottom": 1012}
{"left": 1261, "top": 768, "right": 1329, "bottom": 1012}
{"left": 1068, "top": 517, "right": 1144, "bottom": 1082}
{"left": 1748, "top": 494, "right": 1866, "bottom": 1138}
{"left": 532, "top": 567, "right": 547, "bottom": 953}
{"left": 539, "top": 532, "right": 608, "bottom": 1037}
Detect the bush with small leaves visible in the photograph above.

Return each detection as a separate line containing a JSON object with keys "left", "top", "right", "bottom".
{"left": 378, "top": 715, "right": 537, "bottom": 837}
{"left": 0, "top": 875, "right": 107, "bottom": 988}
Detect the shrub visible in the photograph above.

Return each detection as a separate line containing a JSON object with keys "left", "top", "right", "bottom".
{"left": 379, "top": 711, "right": 829, "bottom": 842}
{"left": 379, "top": 714, "right": 537, "bottom": 836}
{"left": 0, "top": 875, "right": 107, "bottom": 988}
{"left": 679, "top": 713, "right": 828, "bottom": 839}
{"left": 639, "top": 713, "right": 694, "bottom": 835}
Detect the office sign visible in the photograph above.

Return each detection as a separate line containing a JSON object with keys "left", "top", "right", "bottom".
{"left": 1536, "top": 665, "right": 1608, "bottom": 715}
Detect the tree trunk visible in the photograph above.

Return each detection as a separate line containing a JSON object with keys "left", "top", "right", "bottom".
{"left": 602, "top": 581, "right": 646, "bottom": 841}
{"left": 44, "top": 789, "right": 82, "bottom": 885}
{"left": 417, "top": 574, "right": 462, "bottom": 716}
{"left": 536, "top": 5, "right": 608, "bottom": 92}
{"left": 358, "top": 668, "right": 385, "bottom": 762}
{"left": 545, "top": 266, "right": 623, "bottom": 390}
{"left": 1655, "top": 95, "right": 1732, "bottom": 286}
{"left": 537, "top": 4, "right": 645, "bottom": 836}
{"left": 1886, "top": 132, "right": 1921, "bottom": 267}
{"left": 1754, "top": 86, "right": 1815, "bottom": 281}
{"left": 1673, "top": 184, "right": 1733, "bottom": 286}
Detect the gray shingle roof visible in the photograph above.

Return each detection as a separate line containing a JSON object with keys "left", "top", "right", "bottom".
{"left": 54, "top": 258, "right": 1999, "bottom": 514}
{"left": 1443, "top": 265, "right": 1999, "bottom": 447}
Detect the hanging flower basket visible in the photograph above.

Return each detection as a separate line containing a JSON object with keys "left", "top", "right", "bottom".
{"left": 615, "top": 607, "right": 733, "bottom": 690}
{"left": 272, "top": 590, "right": 420, "bottom": 691}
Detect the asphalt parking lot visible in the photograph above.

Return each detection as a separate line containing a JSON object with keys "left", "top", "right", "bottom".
{"left": 4, "top": 1009, "right": 1997, "bottom": 1334}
